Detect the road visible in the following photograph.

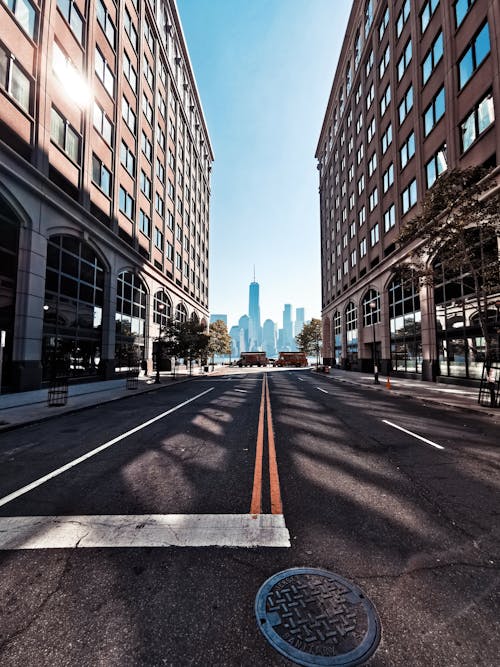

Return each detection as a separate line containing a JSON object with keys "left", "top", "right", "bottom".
{"left": 0, "top": 368, "right": 498, "bottom": 666}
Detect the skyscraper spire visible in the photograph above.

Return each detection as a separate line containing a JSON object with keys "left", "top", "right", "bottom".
{"left": 253, "top": 265, "right": 256, "bottom": 283}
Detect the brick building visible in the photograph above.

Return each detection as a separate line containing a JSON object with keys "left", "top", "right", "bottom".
{"left": 0, "top": 0, "right": 213, "bottom": 391}
{"left": 316, "top": 0, "right": 499, "bottom": 382}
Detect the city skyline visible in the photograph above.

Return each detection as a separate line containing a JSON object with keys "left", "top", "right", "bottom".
{"left": 176, "top": 0, "right": 352, "bottom": 328}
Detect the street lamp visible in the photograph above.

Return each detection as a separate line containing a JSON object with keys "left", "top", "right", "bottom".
{"left": 369, "top": 301, "right": 380, "bottom": 384}
{"left": 155, "top": 302, "right": 166, "bottom": 384}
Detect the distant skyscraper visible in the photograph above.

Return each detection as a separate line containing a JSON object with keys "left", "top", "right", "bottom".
{"left": 248, "top": 275, "right": 262, "bottom": 351}
{"left": 262, "top": 319, "right": 277, "bottom": 357}
{"left": 295, "top": 308, "right": 305, "bottom": 338}
{"left": 238, "top": 315, "right": 250, "bottom": 351}
{"left": 229, "top": 326, "right": 240, "bottom": 358}
{"left": 210, "top": 314, "right": 228, "bottom": 326}
{"left": 283, "top": 304, "right": 295, "bottom": 351}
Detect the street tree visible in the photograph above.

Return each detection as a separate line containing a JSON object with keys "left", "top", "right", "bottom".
{"left": 296, "top": 318, "right": 323, "bottom": 365}
{"left": 176, "top": 320, "right": 210, "bottom": 375}
{"left": 208, "top": 319, "right": 232, "bottom": 367}
{"left": 398, "top": 166, "right": 500, "bottom": 361}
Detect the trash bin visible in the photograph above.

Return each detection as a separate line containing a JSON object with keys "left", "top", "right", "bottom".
{"left": 126, "top": 368, "right": 139, "bottom": 389}
{"left": 204, "top": 366, "right": 209, "bottom": 373}
{"left": 48, "top": 377, "right": 68, "bottom": 407}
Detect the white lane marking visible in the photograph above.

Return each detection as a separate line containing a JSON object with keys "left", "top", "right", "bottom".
{"left": 234, "top": 389, "right": 247, "bottom": 393}
{"left": 0, "top": 388, "right": 215, "bottom": 508}
{"left": 0, "top": 514, "right": 291, "bottom": 549}
{"left": 382, "top": 419, "right": 445, "bottom": 450}
{"left": 316, "top": 387, "right": 328, "bottom": 394}
{"left": 297, "top": 377, "right": 305, "bottom": 382}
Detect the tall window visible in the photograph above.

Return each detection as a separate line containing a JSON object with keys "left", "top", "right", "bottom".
{"left": 396, "top": 0, "right": 410, "bottom": 39}
{"left": 458, "top": 22, "right": 490, "bottom": 90}
{"left": 425, "top": 145, "right": 447, "bottom": 187}
{"left": 455, "top": 0, "right": 475, "bottom": 28}
{"left": 175, "top": 303, "right": 187, "bottom": 322}
{"left": 400, "top": 131, "right": 415, "bottom": 169}
{"left": 345, "top": 302, "right": 358, "bottom": 365}
{"left": 115, "top": 271, "right": 147, "bottom": 368}
{"left": 333, "top": 311, "right": 342, "bottom": 365}
{"left": 364, "top": 0, "right": 373, "bottom": 37}
{"left": 96, "top": 0, "right": 116, "bottom": 48}
{"left": 424, "top": 86, "right": 445, "bottom": 136}
{"left": 398, "top": 85, "right": 413, "bottom": 125}
{"left": 92, "top": 155, "right": 111, "bottom": 196}
{"left": 402, "top": 179, "right": 417, "bottom": 214}
{"left": 421, "top": 0, "right": 439, "bottom": 34}
{"left": 95, "top": 47, "right": 114, "bottom": 97}
{"left": 397, "top": 39, "right": 412, "bottom": 81}
{"left": 154, "top": 290, "right": 172, "bottom": 326}
{"left": 422, "top": 31, "right": 444, "bottom": 84}
{"left": 56, "top": 0, "right": 83, "bottom": 44}
{"left": 43, "top": 235, "right": 104, "bottom": 379}
{"left": 388, "top": 278, "right": 422, "bottom": 373}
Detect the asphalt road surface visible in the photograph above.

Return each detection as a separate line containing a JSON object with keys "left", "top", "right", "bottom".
{"left": 0, "top": 368, "right": 499, "bottom": 666}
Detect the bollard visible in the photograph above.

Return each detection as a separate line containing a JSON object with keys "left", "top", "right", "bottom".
{"left": 386, "top": 377, "right": 391, "bottom": 389}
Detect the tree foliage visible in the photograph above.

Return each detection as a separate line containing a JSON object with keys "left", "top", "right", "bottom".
{"left": 397, "top": 166, "right": 500, "bottom": 357}
{"left": 159, "top": 318, "right": 209, "bottom": 373}
{"left": 208, "top": 319, "right": 232, "bottom": 358}
{"left": 296, "top": 319, "right": 322, "bottom": 356}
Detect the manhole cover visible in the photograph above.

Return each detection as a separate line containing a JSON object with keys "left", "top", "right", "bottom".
{"left": 255, "top": 568, "right": 380, "bottom": 666}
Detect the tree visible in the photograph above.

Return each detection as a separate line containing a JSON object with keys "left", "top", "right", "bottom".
{"left": 176, "top": 320, "right": 209, "bottom": 375}
{"left": 208, "top": 320, "right": 232, "bottom": 367}
{"left": 296, "top": 318, "right": 323, "bottom": 365}
{"left": 398, "top": 167, "right": 500, "bottom": 361}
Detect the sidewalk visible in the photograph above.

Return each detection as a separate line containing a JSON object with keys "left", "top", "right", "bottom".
{"left": 319, "top": 367, "right": 498, "bottom": 418}
{"left": 0, "top": 370, "right": 210, "bottom": 433}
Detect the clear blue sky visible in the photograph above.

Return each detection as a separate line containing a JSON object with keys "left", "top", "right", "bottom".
{"left": 177, "top": 0, "right": 351, "bottom": 329}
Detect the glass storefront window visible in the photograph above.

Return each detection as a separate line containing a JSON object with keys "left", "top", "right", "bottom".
{"left": 115, "top": 271, "right": 147, "bottom": 369}
{"left": 389, "top": 278, "right": 421, "bottom": 373}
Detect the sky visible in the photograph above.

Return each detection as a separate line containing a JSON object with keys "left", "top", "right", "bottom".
{"left": 176, "top": 0, "right": 352, "bottom": 329}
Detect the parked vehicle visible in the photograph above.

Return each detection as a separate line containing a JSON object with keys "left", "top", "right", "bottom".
{"left": 274, "top": 352, "right": 308, "bottom": 367}
{"left": 236, "top": 352, "right": 268, "bottom": 367}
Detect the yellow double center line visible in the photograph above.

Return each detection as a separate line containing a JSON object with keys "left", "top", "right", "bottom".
{"left": 250, "top": 373, "right": 283, "bottom": 515}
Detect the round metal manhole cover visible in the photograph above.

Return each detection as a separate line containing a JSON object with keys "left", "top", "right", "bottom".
{"left": 255, "top": 568, "right": 380, "bottom": 666}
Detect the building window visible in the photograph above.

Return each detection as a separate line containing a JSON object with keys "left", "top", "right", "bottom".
{"left": 398, "top": 85, "right": 413, "bottom": 125}
{"left": 93, "top": 101, "right": 113, "bottom": 144}
{"left": 119, "top": 186, "right": 134, "bottom": 219}
{"left": 115, "top": 271, "right": 147, "bottom": 365}
{"left": 354, "top": 31, "right": 362, "bottom": 70}
{"left": 92, "top": 154, "right": 111, "bottom": 196}
{"left": 365, "top": 0, "right": 373, "bottom": 37}
{"left": 379, "top": 44, "right": 390, "bottom": 79}
{"left": 397, "top": 39, "right": 412, "bottom": 81}
{"left": 357, "top": 143, "right": 364, "bottom": 164}
{"left": 369, "top": 187, "right": 378, "bottom": 212}
{"left": 380, "top": 84, "right": 391, "bottom": 117}
{"left": 422, "top": 31, "right": 444, "bottom": 85}
{"left": 95, "top": 47, "right": 114, "bottom": 97}
{"left": 56, "top": 0, "right": 83, "bottom": 44}
{"left": 355, "top": 83, "right": 362, "bottom": 106}
{"left": 144, "top": 19, "right": 155, "bottom": 53}
{"left": 155, "top": 193, "right": 164, "bottom": 216}
{"left": 358, "top": 206, "right": 366, "bottom": 226}
{"left": 122, "top": 96, "right": 136, "bottom": 134}
{"left": 357, "top": 174, "right": 365, "bottom": 195}
{"left": 384, "top": 203, "right": 396, "bottom": 232}
{"left": 455, "top": 0, "right": 475, "bottom": 28}
{"left": 120, "top": 140, "right": 135, "bottom": 175}
{"left": 379, "top": 6, "right": 389, "bottom": 41}
{"left": 351, "top": 249, "right": 357, "bottom": 267}
{"left": 143, "top": 56, "right": 154, "bottom": 89}
{"left": 140, "top": 170, "right": 151, "bottom": 199}
{"left": 166, "top": 242, "right": 173, "bottom": 260}
{"left": 350, "top": 221, "right": 356, "bottom": 238}
{"left": 359, "top": 237, "right": 367, "bottom": 257}
{"left": 124, "top": 8, "right": 137, "bottom": 49}
{"left": 381, "top": 123, "right": 392, "bottom": 154}
{"left": 142, "top": 94, "right": 153, "bottom": 124}
{"left": 0, "top": 43, "right": 32, "bottom": 113}
{"left": 153, "top": 290, "right": 171, "bottom": 325}
{"left": 366, "top": 83, "right": 374, "bottom": 109}
{"left": 396, "top": 0, "right": 410, "bottom": 39}
{"left": 389, "top": 278, "right": 422, "bottom": 373}
{"left": 365, "top": 49, "right": 374, "bottom": 77}
{"left": 421, "top": 0, "right": 439, "bottom": 34}
{"left": 139, "top": 210, "right": 151, "bottom": 237}
{"left": 156, "top": 158, "right": 165, "bottom": 183}
{"left": 368, "top": 152, "right": 377, "bottom": 177}
{"left": 356, "top": 114, "right": 363, "bottom": 135}
{"left": 345, "top": 302, "right": 358, "bottom": 362}
{"left": 400, "top": 131, "right": 415, "bottom": 168}
{"left": 458, "top": 22, "right": 490, "bottom": 90}
{"left": 425, "top": 145, "right": 447, "bottom": 187}
{"left": 367, "top": 117, "right": 376, "bottom": 143}
{"left": 96, "top": 0, "right": 116, "bottom": 48}
{"left": 424, "top": 86, "right": 445, "bottom": 136}
{"left": 383, "top": 163, "right": 394, "bottom": 192}
{"left": 460, "top": 92, "right": 495, "bottom": 153}
{"left": 123, "top": 52, "right": 137, "bottom": 91}
{"left": 402, "top": 179, "right": 417, "bottom": 214}
{"left": 370, "top": 223, "right": 379, "bottom": 246}
{"left": 157, "top": 124, "right": 165, "bottom": 150}
{"left": 141, "top": 132, "right": 152, "bottom": 161}
{"left": 50, "top": 106, "right": 80, "bottom": 162}
{"left": 363, "top": 289, "right": 380, "bottom": 326}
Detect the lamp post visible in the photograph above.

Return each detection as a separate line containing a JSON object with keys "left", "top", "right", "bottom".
{"left": 369, "top": 301, "right": 380, "bottom": 384}
{"left": 155, "top": 303, "right": 165, "bottom": 384}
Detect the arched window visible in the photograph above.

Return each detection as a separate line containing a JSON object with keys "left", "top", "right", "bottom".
{"left": 154, "top": 290, "right": 172, "bottom": 327}
{"left": 362, "top": 288, "right": 380, "bottom": 326}
{"left": 191, "top": 311, "right": 199, "bottom": 324}
{"left": 43, "top": 235, "right": 105, "bottom": 379}
{"left": 345, "top": 302, "right": 358, "bottom": 365}
{"left": 175, "top": 303, "right": 187, "bottom": 323}
{"left": 388, "top": 277, "right": 421, "bottom": 373}
{"left": 115, "top": 271, "right": 147, "bottom": 369}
